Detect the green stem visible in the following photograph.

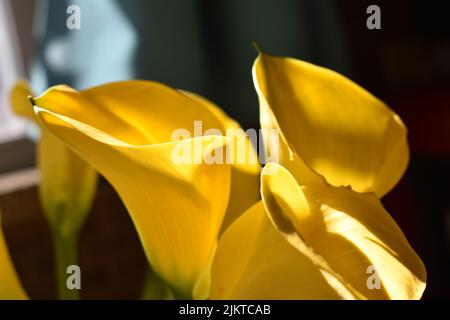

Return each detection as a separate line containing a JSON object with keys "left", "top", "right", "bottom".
{"left": 140, "top": 266, "right": 174, "bottom": 300}
{"left": 53, "top": 231, "right": 80, "bottom": 300}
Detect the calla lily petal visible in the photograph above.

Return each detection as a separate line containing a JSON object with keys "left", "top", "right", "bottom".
{"left": 11, "top": 81, "right": 98, "bottom": 299}
{"left": 32, "top": 83, "right": 233, "bottom": 297}
{"left": 210, "top": 201, "right": 357, "bottom": 299}
{"left": 38, "top": 129, "right": 98, "bottom": 235}
{"left": 35, "top": 81, "right": 242, "bottom": 145}
{"left": 253, "top": 53, "right": 409, "bottom": 196}
{"left": 36, "top": 81, "right": 260, "bottom": 229}
{"left": 179, "top": 90, "right": 260, "bottom": 231}
{"left": 261, "top": 163, "right": 426, "bottom": 299}
{"left": 0, "top": 210, "right": 28, "bottom": 299}
{"left": 11, "top": 79, "right": 36, "bottom": 121}
{"left": 11, "top": 80, "right": 98, "bottom": 236}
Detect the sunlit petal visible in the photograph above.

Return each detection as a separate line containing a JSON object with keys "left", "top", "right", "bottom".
{"left": 210, "top": 201, "right": 357, "bottom": 299}
{"left": 180, "top": 90, "right": 260, "bottom": 232}
{"left": 33, "top": 84, "right": 232, "bottom": 297}
{"left": 10, "top": 80, "right": 36, "bottom": 121}
{"left": 261, "top": 163, "right": 426, "bottom": 299}
{"left": 36, "top": 82, "right": 260, "bottom": 231}
{"left": 253, "top": 53, "right": 409, "bottom": 196}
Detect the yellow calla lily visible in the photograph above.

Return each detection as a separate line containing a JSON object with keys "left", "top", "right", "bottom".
{"left": 37, "top": 128, "right": 98, "bottom": 237}
{"left": 11, "top": 80, "right": 98, "bottom": 299}
{"left": 0, "top": 209, "right": 28, "bottom": 299}
{"left": 210, "top": 201, "right": 357, "bottom": 299}
{"left": 253, "top": 52, "right": 409, "bottom": 196}
{"left": 210, "top": 163, "right": 426, "bottom": 299}
{"left": 11, "top": 81, "right": 98, "bottom": 237}
{"left": 31, "top": 81, "right": 259, "bottom": 298}
{"left": 11, "top": 80, "right": 38, "bottom": 121}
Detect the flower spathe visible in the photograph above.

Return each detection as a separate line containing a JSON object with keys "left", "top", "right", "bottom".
{"left": 11, "top": 81, "right": 98, "bottom": 236}
{"left": 31, "top": 81, "right": 259, "bottom": 298}
{"left": 209, "top": 52, "right": 424, "bottom": 300}
{"left": 210, "top": 163, "right": 426, "bottom": 299}
{"left": 253, "top": 52, "right": 409, "bottom": 197}
{"left": 11, "top": 80, "right": 98, "bottom": 299}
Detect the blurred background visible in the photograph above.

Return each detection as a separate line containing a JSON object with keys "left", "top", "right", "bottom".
{"left": 0, "top": 0, "right": 449, "bottom": 299}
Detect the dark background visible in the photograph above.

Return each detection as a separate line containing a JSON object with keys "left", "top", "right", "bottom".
{"left": 5, "top": 0, "right": 450, "bottom": 299}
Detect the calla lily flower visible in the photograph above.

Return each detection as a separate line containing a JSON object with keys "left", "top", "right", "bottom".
{"left": 210, "top": 163, "right": 426, "bottom": 299}
{"left": 208, "top": 53, "right": 424, "bottom": 300}
{"left": 31, "top": 81, "right": 260, "bottom": 298}
{"left": 22, "top": 53, "right": 424, "bottom": 300}
{"left": 11, "top": 81, "right": 98, "bottom": 238}
{"left": 11, "top": 80, "right": 98, "bottom": 299}
{"left": 253, "top": 52, "right": 409, "bottom": 197}
{"left": 0, "top": 209, "right": 28, "bottom": 299}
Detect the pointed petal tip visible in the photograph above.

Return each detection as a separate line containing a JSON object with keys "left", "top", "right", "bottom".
{"left": 251, "top": 42, "right": 262, "bottom": 54}
{"left": 28, "top": 95, "right": 35, "bottom": 106}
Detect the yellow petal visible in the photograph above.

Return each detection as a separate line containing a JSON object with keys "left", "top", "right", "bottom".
{"left": 10, "top": 80, "right": 36, "bottom": 121}
{"left": 37, "top": 82, "right": 260, "bottom": 230}
{"left": 0, "top": 210, "right": 28, "bottom": 299}
{"left": 38, "top": 128, "right": 98, "bottom": 236}
{"left": 12, "top": 80, "right": 98, "bottom": 237}
{"left": 33, "top": 86, "right": 232, "bottom": 298}
{"left": 179, "top": 91, "right": 260, "bottom": 232}
{"left": 261, "top": 163, "right": 426, "bottom": 299}
{"left": 253, "top": 53, "right": 409, "bottom": 196}
{"left": 210, "top": 201, "right": 357, "bottom": 299}
{"left": 35, "top": 81, "right": 230, "bottom": 144}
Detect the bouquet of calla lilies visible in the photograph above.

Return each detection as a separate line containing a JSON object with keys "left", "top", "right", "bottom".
{"left": 1, "top": 51, "right": 426, "bottom": 300}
